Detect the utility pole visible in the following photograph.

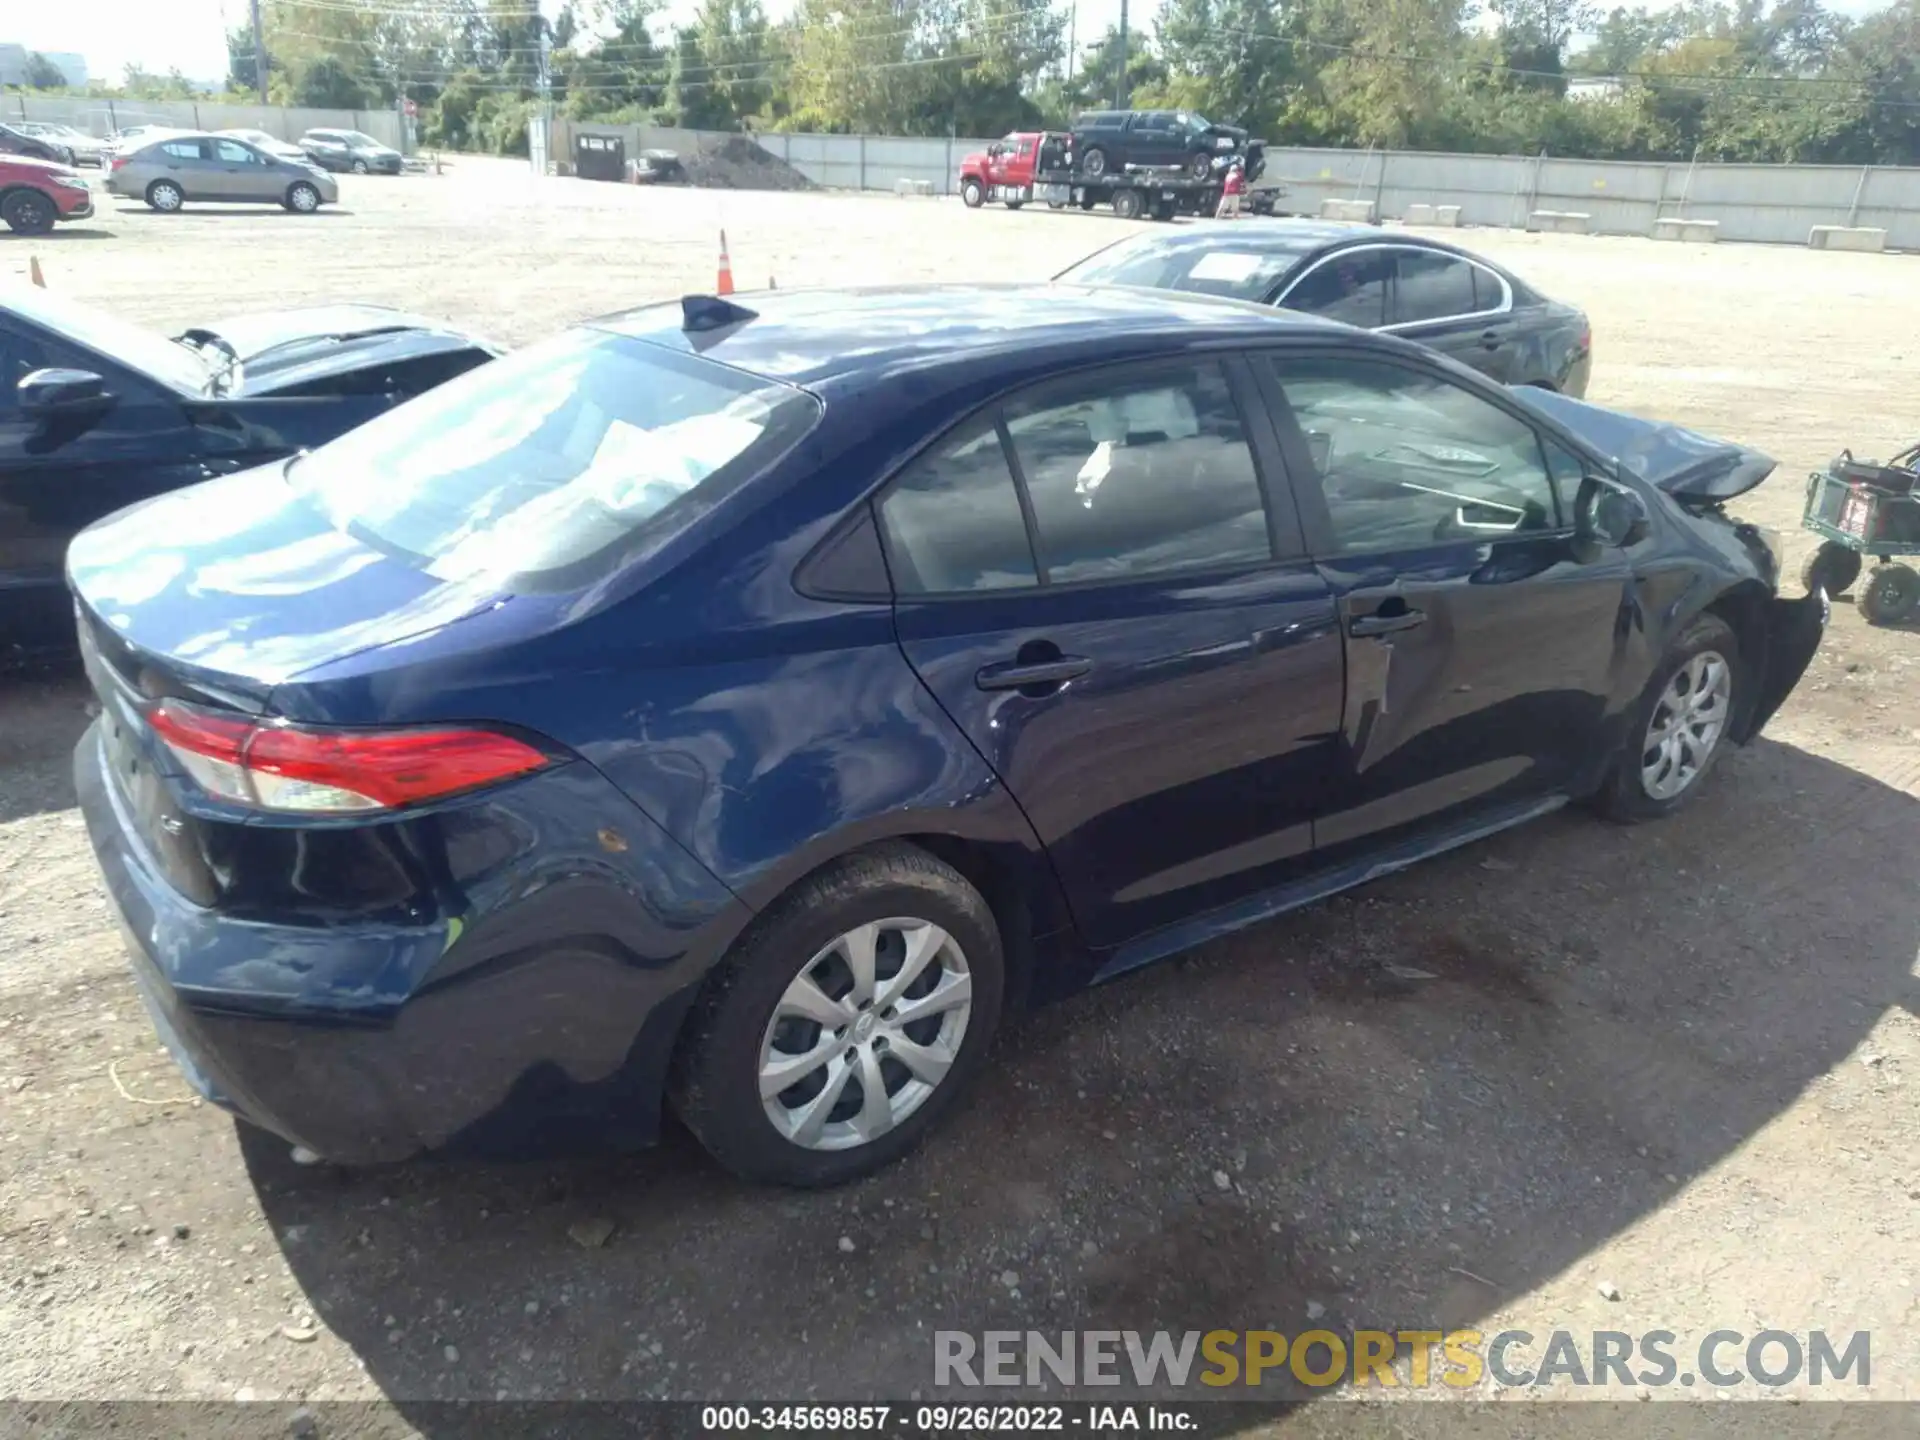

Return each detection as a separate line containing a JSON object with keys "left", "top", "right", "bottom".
{"left": 1113, "top": 0, "right": 1129, "bottom": 109}
{"left": 1065, "top": 0, "right": 1077, "bottom": 92}
{"left": 250, "top": 0, "right": 269, "bottom": 104}
{"left": 535, "top": 14, "right": 553, "bottom": 174}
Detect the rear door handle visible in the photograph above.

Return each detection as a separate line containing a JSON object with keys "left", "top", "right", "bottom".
{"left": 1349, "top": 609, "right": 1426, "bottom": 637}
{"left": 975, "top": 656, "right": 1093, "bottom": 691}
{"left": 1480, "top": 328, "right": 1506, "bottom": 350}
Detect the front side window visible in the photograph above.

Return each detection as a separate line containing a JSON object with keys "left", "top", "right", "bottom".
{"left": 1004, "top": 361, "right": 1271, "bottom": 584}
{"left": 1389, "top": 250, "right": 1479, "bottom": 326}
{"left": 289, "top": 328, "right": 820, "bottom": 585}
{"left": 1266, "top": 356, "right": 1561, "bottom": 554}
{"left": 1279, "top": 250, "right": 1391, "bottom": 329}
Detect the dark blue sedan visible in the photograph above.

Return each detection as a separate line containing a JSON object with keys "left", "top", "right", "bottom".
{"left": 71, "top": 285, "right": 1822, "bottom": 1186}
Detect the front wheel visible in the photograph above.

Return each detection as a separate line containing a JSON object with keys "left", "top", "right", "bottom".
{"left": 1594, "top": 613, "right": 1742, "bottom": 823}
{"left": 145, "top": 179, "right": 183, "bottom": 213}
{"left": 1, "top": 189, "right": 56, "bottom": 236}
{"left": 1801, "top": 541, "right": 1861, "bottom": 597}
{"left": 1858, "top": 563, "right": 1920, "bottom": 625}
{"left": 960, "top": 178, "right": 984, "bottom": 208}
{"left": 350, "top": 158, "right": 370, "bottom": 175}
{"left": 671, "top": 843, "right": 1005, "bottom": 1187}
{"left": 285, "top": 181, "right": 322, "bottom": 213}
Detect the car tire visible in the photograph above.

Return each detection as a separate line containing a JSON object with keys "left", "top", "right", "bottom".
{"left": 960, "top": 178, "right": 984, "bottom": 208}
{"left": 1004, "top": 197, "right": 1024, "bottom": 211}
{"left": 285, "top": 182, "right": 322, "bottom": 214}
{"left": 1801, "top": 541, "right": 1861, "bottom": 597}
{"left": 1112, "top": 188, "right": 1144, "bottom": 220}
{"left": 1858, "top": 563, "right": 1920, "bottom": 625}
{"left": 1188, "top": 151, "right": 1214, "bottom": 180}
{"left": 671, "top": 842, "right": 1005, "bottom": 1188}
{"left": 1, "top": 188, "right": 56, "bottom": 236}
{"left": 1593, "top": 612, "right": 1742, "bottom": 823}
{"left": 145, "top": 179, "right": 183, "bottom": 213}
{"left": 1081, "top": 146, "right": 1108, "bottom": 178}
{"left": 351, "top": 158, "right": 370, "bottom": 175}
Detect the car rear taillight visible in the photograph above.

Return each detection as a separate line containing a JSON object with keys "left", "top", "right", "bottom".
{"left": 110, "top": 156, "right": 128, "bottom": 171}
{"left": 148, "top": 701, "right": 551, "bottom": 814}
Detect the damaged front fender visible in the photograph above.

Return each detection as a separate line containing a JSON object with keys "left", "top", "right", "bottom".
{"left": 1739, "top": 589, "right": 1828, "bottom": 742}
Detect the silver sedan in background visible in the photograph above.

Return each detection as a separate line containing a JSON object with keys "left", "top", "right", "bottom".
{"left": 105, "top": 132, "right": 338, "bottom": 214}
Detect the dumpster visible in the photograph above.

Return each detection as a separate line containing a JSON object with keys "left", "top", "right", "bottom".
{"left": 574, "top": 133, "right": 626, "bottom": 183}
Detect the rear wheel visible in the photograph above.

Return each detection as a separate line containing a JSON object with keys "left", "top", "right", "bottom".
{"left": 1187, "top": 150, "right": 1214, "bottom": 180}
{"left": 1594, "top": 613, "right": 1742, "bottom": 822}
{"left": 672, "top": 843, "right": 1005, "bottom": 1187}
{"left": 1112, "top": 187, "right": 1144, "bottom": 220}
{"left": 1150, "top": 196, "right": 1177, "bottom": 222}
{"left": 1801, "top": 541, "right": 1861, "bottom": 597}
{"left": 1080, "top": 146, "right": 1109, "bottom": 178}
{"left": 1, "top": 188, "right": 56, "bottom": 236}
{"left": 1003, "top": 197, "right": 1024, "bottom": 211}
{"left": 285, "top": 181, "right": 322, "bottom": 214}
{"left": 1858, "top": 564, "right": 1920, "bottom": 625}
{"left": 145, "top": 179, "right": 183, "bottom": 213}
{"left": 960, "top": 178, "right": 984, "bottom": 208}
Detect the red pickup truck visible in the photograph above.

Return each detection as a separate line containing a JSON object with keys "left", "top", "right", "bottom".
{"left": 957, "top": 132, "right": 1054, "bottom": 210}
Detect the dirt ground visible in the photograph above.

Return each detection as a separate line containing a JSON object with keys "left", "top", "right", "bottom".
{"left": 3, "top": 159, "right": 1918, "bottom": 1424}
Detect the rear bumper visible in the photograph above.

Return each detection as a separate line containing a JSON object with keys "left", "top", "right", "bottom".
{"left": 76, "top": 718, "right": 749, "bottom": 1164}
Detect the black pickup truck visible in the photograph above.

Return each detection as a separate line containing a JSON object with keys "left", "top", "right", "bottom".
{"left": 1069, "top": 109, "right": 1266, "bottom": 183}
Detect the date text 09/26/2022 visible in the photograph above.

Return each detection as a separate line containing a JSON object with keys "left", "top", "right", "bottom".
{"left": 701, "top": 1407, "right": 1192, "bottom": 1432}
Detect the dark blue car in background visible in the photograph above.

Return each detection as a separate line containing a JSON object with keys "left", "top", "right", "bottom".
{"left": 71, "top": 285, "right": 1822, "bottom": 1187}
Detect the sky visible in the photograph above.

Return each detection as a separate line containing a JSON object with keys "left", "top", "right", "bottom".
{"left": 7, "top": 0, "right": 1899, "bottom": 92}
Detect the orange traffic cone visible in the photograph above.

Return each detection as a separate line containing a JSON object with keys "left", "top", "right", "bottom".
{"left": 715, "top": 230, "right": 734, "bottom": 296}
{"left": 28, "top": 255, "right": 45, "bottom": 288}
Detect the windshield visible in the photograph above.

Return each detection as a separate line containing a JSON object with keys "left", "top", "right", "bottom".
{"left": 288, "top": 327, "right": 821, "bottom": 585}
{"left": 341, "top": 132, "right": 383, "bottom": 148}
{"left": 1057, "top": 233, "right": 1315, "bottom": 302}
{"left": 5, "top": 287, "right": 213, "bottom": 396}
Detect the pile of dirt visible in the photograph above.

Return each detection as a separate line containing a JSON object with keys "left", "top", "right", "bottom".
{"left": 680, "top": 134, "right": 816, "bottom": 191}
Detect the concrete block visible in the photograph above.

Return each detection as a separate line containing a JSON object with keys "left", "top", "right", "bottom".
{"left": 1652, "top": 217, "right": 1720, "bottom": 242}
{"left": 1404, "top": 203, "right": 1460, "bottom": 227}
{"left": 1526, "top": 209, "right": 1591, "bottom": 234}
{"left": 1808, "top": 225, "right": 1886, "bottom": 252}
{"left": 894, "top": 178, "right": 934, "bottom": 197}
{"left": 1320, "top": 198, "right": 1376, "bottom": 223}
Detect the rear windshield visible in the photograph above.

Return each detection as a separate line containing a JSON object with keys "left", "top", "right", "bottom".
{"left": 1056, "top": 233, "right": 1316, "bottom": 302}
{"left": 288, "top": 327, "right": 820, "bottom": 585}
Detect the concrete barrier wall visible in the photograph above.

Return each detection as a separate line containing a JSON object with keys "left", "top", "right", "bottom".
{"left": 546, "top": 122, "right": 1920, "bottom": 246}
{"left": 7, "top": 94, "right": 402, "bottom": 148}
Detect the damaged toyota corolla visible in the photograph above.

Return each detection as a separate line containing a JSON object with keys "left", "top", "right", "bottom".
{"left": 69, "top": 286, "right": 1823, "bottom": 1187}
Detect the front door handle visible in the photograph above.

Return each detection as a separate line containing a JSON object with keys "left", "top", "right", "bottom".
{"left": 1349, "top": 609, "right": 1426, "bottom": 637}
{"left": 975, "top": 655, "right": 1093, "bottom": 691}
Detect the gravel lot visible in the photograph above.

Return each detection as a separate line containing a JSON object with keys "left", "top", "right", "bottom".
{"left": 3, "top": 159, "right": 1919, "bottom": 1423}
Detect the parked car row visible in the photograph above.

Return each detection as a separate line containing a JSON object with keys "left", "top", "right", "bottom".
{"left": 2, "top": 216, "right": 1824, "bottom": 1190}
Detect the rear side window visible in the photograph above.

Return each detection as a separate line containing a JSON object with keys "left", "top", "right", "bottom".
{"left": 1004, "top": 361, "right": 1270, "bottom": 583}
{"left": 289, "top": 328, "right": 820, "bottom": 585}
{"left": 160, "top": 139, "right": 208, "bottom": 160}
{"left": 880, "top": 417, "right": 1037, "bottom": 595}
{"left": 1390, "top": 250, "right": 1478, "bottom": 325}
{"left": 1280, "top": 250, "right": 1390, "bottom": 328}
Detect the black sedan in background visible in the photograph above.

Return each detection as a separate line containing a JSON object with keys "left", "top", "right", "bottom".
{"left": 1056, "top": 222, "right": 1592, "bottom": 396}
{"left": 1, "top": 290, "right": 500, "bottom": 658}
{"left": 0, "top": 122, "right": 74, "bottom": 168}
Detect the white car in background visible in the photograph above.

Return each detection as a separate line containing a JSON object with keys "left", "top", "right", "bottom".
{"left": 218, "top": 128, "right": 309, "bottom": 163}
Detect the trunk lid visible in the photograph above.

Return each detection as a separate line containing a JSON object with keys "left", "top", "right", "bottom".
{"left": 67, "top": 463, "right": 498, "bottom": 713}
{"left": 1510, "top": 388, "right": 1775, "bottom": 502}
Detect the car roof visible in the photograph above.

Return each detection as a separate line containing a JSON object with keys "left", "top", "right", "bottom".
{"left": 1069, "top": 219, "right": 1527, "bottom": 283}
{"left": 595, "top": 283, "right": 1340, "bottom": 387}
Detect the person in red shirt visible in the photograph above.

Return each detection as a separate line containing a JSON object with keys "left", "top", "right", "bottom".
{"left": 1216, "top": 159, "right": 1245, "bottom": 219}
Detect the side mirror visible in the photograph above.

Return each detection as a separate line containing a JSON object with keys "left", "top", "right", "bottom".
{"left": 18, "top": 367, "right": 112, "bottom": 418}
{"left": 1575, "top": 474, "right": 1649, "bottom": 549}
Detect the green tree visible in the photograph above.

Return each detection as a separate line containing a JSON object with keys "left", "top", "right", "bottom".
{"left": 24, "top": 52, "right": 69, "bottom": 89}
{"left": 1146, "top": 0, "right": 1299, "bottom": 131}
